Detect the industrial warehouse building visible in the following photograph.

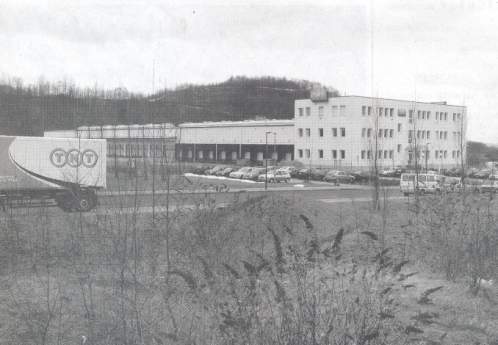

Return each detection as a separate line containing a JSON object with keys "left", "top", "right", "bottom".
{"left": 294, "top": 95, "right": 466, "bottom": 169}
{"left": 44, "top": 95, "right": 466, "bottom": 170}
{"left": 44, "top": 119, "right": 295, "bottom": 164}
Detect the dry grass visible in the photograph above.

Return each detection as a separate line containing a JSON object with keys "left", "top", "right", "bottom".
{"left": 0, "top": 189, "right": 498, "bottom": 344}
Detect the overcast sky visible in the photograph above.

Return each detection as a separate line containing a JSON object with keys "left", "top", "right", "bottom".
{"left": 1, "top": 0, "right": 497, "bottom": 143}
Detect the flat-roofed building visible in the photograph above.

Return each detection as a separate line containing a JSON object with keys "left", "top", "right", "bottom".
{"left": 176, "top": 119, "right": 294, "bottom": 162}
{"left": 294, "top": 95, "right": 466, "bottom": 169}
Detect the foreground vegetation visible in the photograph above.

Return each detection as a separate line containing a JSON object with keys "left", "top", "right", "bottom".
{"left": 0, "top": 188, "right": 497, "bottom": 345}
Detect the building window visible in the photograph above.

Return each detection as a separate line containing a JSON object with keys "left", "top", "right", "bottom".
{"left": 435, "top": 150, "right": 438, "bottom": 159}
{"left": 368, "top": 106, "right": 372, "bottom": 116}
{"left": 361, "top": 150, "right": 365, "bottom": 159}
{"left": 444, "top": 112, "right": 448, "bottom": 121}
{"left": 367, "top": 128, "right": 372, "bottom": 137}
{"left": 332, "top": 105, "right": 338, "bottom": 116}
{"left": 444, "top": 131, "right": 447, "bottom": 140}
{"left": 426, "top": 130, "right": 430, "bottom": 139}
{"left": 305, "top": 149, "right": 311, "bottom": 158}
{"left": 319, "top": 128, "right": 324, "bottom": 137}
{"left": 385, "top": 108, "right": 389, "bottom": 116}
{"left": 340, "top": 150, "right": 345, "bottom": 159}
{"left": 306, "top": 107, "right": 311, "bottom": 116}
{"left": 422, "top": 111, "right": 426, "bottom": 119}
{"left": 298, "top": 128, "right": 303, "bottom": 137}
{"left": 298, "top": 149, "right": 303, "bottom": 158}
{"left": 332, "top": 150, "right": 337, "bottom": 159}
{"left": 362, "top": 128, "right": 366, "bottom": 137}
{"left": 298, "top": 108, "right": 303, "bottom": 116}
{"left": 436, "top": 112, "right": 439, "bottom": 120}
{"left": 384, "top": 129, "right": 388, "bottom": 138}
{"left": 318, "top": 106, "right": 324, "bottom": 118}
{"left": 367, "top": 150, "right": 371, "bottom": 159}
{"left": 384, "top": 150, "right": 388, "bottom": 159}
{"left": 378, "top": 107, "right": 383, "bottom": 116}
{"left": 378, "top": 150, "right": 382, "bottom": 159}
{"left": 397, "top": 144, "right": 401, "bottom": 153}
{"left": 452, "top": 150, "right": 455, "bottom": 159}
{"left": 398, "top": 123, "right": 402, "bottom": 132}
{"left": 389, "top": 150, "right": 394, "bottom": 159}
{"left": 398, "top": 109, "right": 406, "bottom": 117}
{"left": 427, "top": 111, "right": 430, "bottom": 120}
{"left": 306, "top": 128, "right": 311, "bottom": 137}
{"left": 318, "top": 149, "right": 323, "bottom": 158}
{"left": 332, "top": 128, "right": 337, "bottom": 137}
{"left": 421, "top": 131, "right": 425, "bottom": 139}
{"left": 362, "top": 106, "right": 366, "bottom": 116}
{"left": 444, "top": 150, "right": 447, "bottom": 159}
{"left": 453, "top": 113, "right": 456, "bottom": 121}
{"left": 417, "top": 110, "right": 421, "bottom": 119}
{"left": 390, "top": 108, "right": 394, "bottom": 117}
{"left": 379, "top": 129, "right": 383, "bottom": 137}
{"left": 389, "top": 129, "right": 394, "bottom": 137}
{"left": 339, "top": 105, "right": 346, "bottom": 116}
{"left": 340, "top": 127, "right": 346, "bottom": 137}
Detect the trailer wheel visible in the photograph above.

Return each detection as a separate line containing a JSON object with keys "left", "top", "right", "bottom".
{"left": 76, "top": 191, "right": 97, "bottom": 212}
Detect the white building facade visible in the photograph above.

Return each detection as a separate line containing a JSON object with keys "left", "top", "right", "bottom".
{"left": 294, "top": 96, "right": 466, "bottom": 170}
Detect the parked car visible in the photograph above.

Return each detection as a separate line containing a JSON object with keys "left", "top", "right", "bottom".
{"left": 310, "top": 168, "right": 328, "bottom": 181}
{"left": 323, "top": 170, "right": 355, "bottom": 184}
{"left": 466, "top": 167, "right": 480, "bottom": 178}
{"left": 191, "top": 165, "right": 207, "bottom": 175}
{"left": 229, "top": 167, "right": 252, "bottom": 179}
{"left": 206, "top": 165, "right": 226, "bottom": 175}
{"left": 380, "top": 167, "right": 403, "bottom": 178}
{"left": 474, "top": 169, "right": 491, "bottom": 179}
{"left": 218, "top": 167, "right": 235, "bottom": 176}
{"left": 277, "top": 166, "right": 297, "bottom": 176}
{"left": 258, "top": 170, "right": 291, "bottom": 183}
{"left": 295, "top": 168, "right": 311, "bottom": 180}
{"left": 351, "top": 170, "right": 370, "bottom": 184}
{"left": 446, "top": 167, "right": 463, "bottom": 177}
{"left": 475, "top": 180, "right": 498, "bottom": 194}
{"left": 243, "top": 167, "right": 266, "bottom": 180}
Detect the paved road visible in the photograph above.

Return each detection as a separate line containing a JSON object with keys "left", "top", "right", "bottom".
{"left": 97, "top": 185, "right": 405, "bottom": 214}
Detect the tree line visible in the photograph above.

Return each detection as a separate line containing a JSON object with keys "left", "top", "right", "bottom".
{"left": 0, "top": 75, "right": 330, "bottom": 136}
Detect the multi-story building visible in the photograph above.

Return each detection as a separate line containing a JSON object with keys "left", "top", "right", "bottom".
{"left": 294, "top": 95, "right": 466, "bottom": 170}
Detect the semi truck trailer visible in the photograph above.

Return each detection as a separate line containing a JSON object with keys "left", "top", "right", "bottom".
{"left": 0, "top": 135, "right": 106, "bottom": 212}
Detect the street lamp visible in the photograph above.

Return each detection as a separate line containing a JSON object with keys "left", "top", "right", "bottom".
{"left": 265, "top": 131, "right": 276, "bottom": 190}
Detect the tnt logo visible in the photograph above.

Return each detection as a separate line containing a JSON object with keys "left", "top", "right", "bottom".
{"left": 50, "top": 148, "right": 99, "bottom": 168}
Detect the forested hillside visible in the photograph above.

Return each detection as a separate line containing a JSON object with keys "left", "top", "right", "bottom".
{"left": 0, "top": 76, "right": 337, "bottom": 136}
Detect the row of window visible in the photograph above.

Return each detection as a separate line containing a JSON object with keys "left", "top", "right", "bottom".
{"left": 297, "top": 127, "right": 346, "bottom": 138}
{"left": 361, "top": 128, "right": 395, "bottom": 138}
{"left": 362, "top": 106, "right": 394, "bottom": 117}
{"left": 297, "top": 149, "right": 346, "bottom": 159}
{"left": 297, "top": 105, "right": 347, "bottom": 117}
{"left": 360, "top": 150, "right": 395, "bottom": 160}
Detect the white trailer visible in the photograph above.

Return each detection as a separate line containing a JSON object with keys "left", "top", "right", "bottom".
{"left": 0, "top": 135, "right": 106, "bottom": 212}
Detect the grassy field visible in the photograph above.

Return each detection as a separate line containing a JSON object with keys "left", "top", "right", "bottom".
{"left": 0, "top": 189, "right": 497, "bottom": 345}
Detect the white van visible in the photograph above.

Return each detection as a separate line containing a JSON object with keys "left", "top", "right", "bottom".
{"left": 400, "top": 173, "right": 443, "bottom": 196}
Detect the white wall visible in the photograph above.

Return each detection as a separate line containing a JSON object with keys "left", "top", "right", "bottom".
{"left": 178, "top": 120, "right": 294, "bottom": 145}
{"left": 294, "top": 96, "right": 466, "bottom": 169}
